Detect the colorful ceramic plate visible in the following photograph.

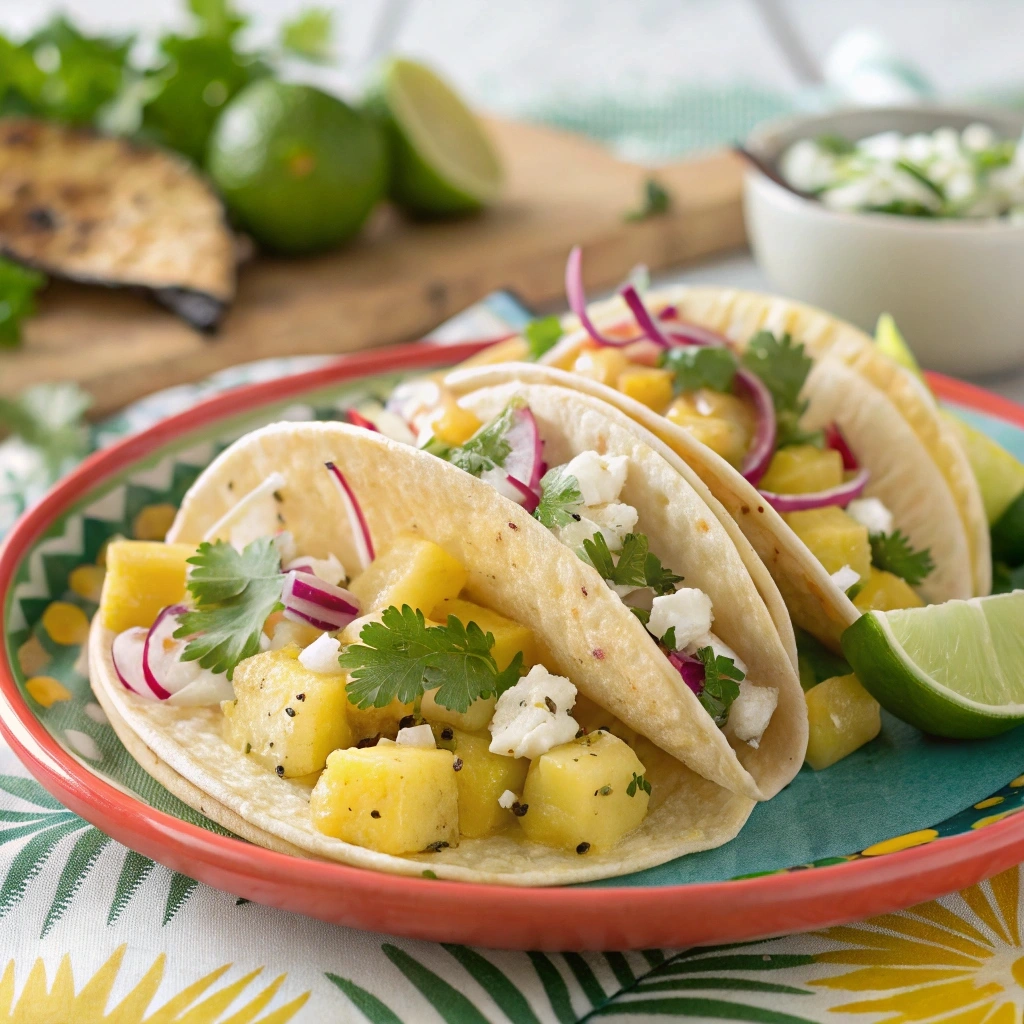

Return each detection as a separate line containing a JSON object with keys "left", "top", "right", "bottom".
{"left": 1, "top": 341, "right": 1023, "bottom": 951}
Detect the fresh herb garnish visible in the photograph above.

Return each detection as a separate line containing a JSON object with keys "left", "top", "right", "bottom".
{"left": 581, "top": 532, "right": 682, "bottom": 596}
{"left": 630, "top": 607, "right": 651, "bottom": 626}
{"left": 815, "top": 134, "right": 855, "bottom": 156}
{"left": 795, "top": 627, "right": 851, "bottom": 692}
{"left": 0, "top": 258, "right": 46, "bottom": 348}
{"left": 280, "top": 7, "right": 334, "bottom": 62}
{"left": 660, "top": 346, "right": 738, "bottom": 394}
{"left": 442, "top": 402, "right": 518, "bottom": 477}
{"left": 869, "top": 530, "right": 935, "bottom": 586}
{"left": 626, "top": 771, "right": 651, "bottom": 797}
{"left": 741, "top": 331, "right": 821, "bottom": 448}
{"left": 524, "top": 316, "right": 564, "bottom": 361}
{"left": 534, "top": 465, "right": 582, "bottom": 529}
{"left": 174, "top": 537, "right": 284, "bottom": 678}
{"left": 339, "top": 605, "right": 524, "bottom": 714}
{"left": 695, "top": 645, "right": 743, "bottom": 724}
{"left": 0, "top": 383, "right": 91, "bottom": 473}
{"left": 660, "top": 626, "right": 677, "bottom": 651}
{"left": 626, "top": 177, "right": 671, "bottom": 222}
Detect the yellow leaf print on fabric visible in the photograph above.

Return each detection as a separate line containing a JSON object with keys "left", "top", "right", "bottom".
{"left": 0, "top": 945, "right": 310, "bottom": 1023}
{"left": 812, "top": 867, "right": 1024, "bottom": 1022}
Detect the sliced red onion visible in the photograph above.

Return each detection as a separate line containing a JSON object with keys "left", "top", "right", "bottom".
{"left": 566, "top": 246, "right": 636, "bottom": 348}
{"left": 325, "top": 462, "right": 374, "bottom": 570}
{"left": 668, "top": 650, "right": 705, "bottom": 695}
{"left": 658, "top": 304, "right": 678, "bottom": 321}
{"left": 505, "top": 475, "right": 541, "bottom": 514}
{"left": 346, "top": 409, "right": 379, "bottom": 432}
{"left": 480, "top": 467, "right": 540, "bottom": 514}
{"left": 282, "top": 570, "right": 360, "bottom": 632}
{"left": 620, "top": 285, "right": 671, "bottom": 350}
{"left": 502, "top": 404, "right": 544, "bottom": 491}
{"left": 111, "top": 628, "right": 147, "bottom": 694}
{"left": 759, "top": 467, "right": 871, "bottom": 513}
{"left": 142, "top": 605, "right": 187, "bottom": 700}
{"left": 824, "top": 423, "right": 860, "bottom": 471}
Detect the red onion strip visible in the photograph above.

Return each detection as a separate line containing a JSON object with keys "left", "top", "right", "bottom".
{"left": 668, "top": 650, "right": 705, "bottom": 695}
{"left": 325, "top": 462, "right": 375, "bottom": 569}
{"left": 825, "top": 423, "right": 860, "bottom": 470}
{"left": 282, "top": 570, "right": 360, "bottom": 632}
{"left": 759, "top": 468, "right": 871, "bottom": 513}
{"left": 506, "top": 475, "right": 540, "bottom": 514}
{"left": 347, "top": 409, "right": 380, "bottom": 432}
{"left": 143, "top": 605, "right": 188, "bottom": 700}
{"left": 565, "top": 246, "right": 635, "bottom": 348}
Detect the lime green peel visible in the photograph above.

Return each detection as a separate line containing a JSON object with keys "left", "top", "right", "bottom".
{"left": 842, "top": 592, "right": 1024, "bottom": 739}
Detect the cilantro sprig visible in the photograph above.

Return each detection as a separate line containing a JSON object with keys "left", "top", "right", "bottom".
{"left": 741, "top": 331, "right": 822, "bottom": 448}
{"left": 441, "top": 402, "right": 519, "bottom": 477}
{"left": 626, "top": 772, "right": 651, "bottom": 797}
{"left": 524, "top": 316, "right": 564, "bottom": 361}
{"left": 534, "top": 465, "right": 582, "bottom": 529}
{"left": 625, "top": 178, "right": 671, "bottom": 222}
{"left": 0, "top": 258, "right": 46, "bottom": 349}
{"left": 174, "top": 537, "right": 284, "bottom": 679}
{"left": 338, "top": 605, "right": 524, "bottom": 713}
{"left": 695, "top": 646, "right": 743, "bottom": 725}
{"left": 869, "top": 530, "right": 934, "bottom": 586}
{"left": 581, "top": 532, "right": 683, "bottom": 596}
{"left": 660, "top": 346, "right": 737, "bottom": 394}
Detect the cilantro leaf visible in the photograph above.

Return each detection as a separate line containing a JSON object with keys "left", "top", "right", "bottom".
{"left": 630, "top": 607, "right": 651, "bottom": 626}
{"left": 534, "top": 465, "right": 582, "bottom": 529}
{"left": 338, "top": 605, "right": 524, "bottom": 713}
{"left": 626, "top": 771, "right": 651, "bottom": 797}
{"left": 581, "top": 532, "right": 683, "bottom": 594}
{"left": 644, "top": 550, "right": 685, "bottom": 595}
{"left": 741, "top": 331, "right": 816, "bottom": 448}
{"left": 695, "top": 646, "right": 743, "bottom": 725}
{"left": 660, "top": 346, "right": 738, "bottom": 394}
{"left": 280, "top": 8, "right": 334, "bottom": 62}
{"left": 0, "top": 258, "right": 46, "bottom": 348}
{"left": 660, "top": 626, "right": 677, "bottom": 651}
{"left": 869, "top": 530, "right": 934, "bottom": 586}
{"left": 442, "top": 402, "right": 518, "bottom": 477}
{"left": 0, "top": 383, "right": 91, "bottom": 473}
{"left": 524, "top": 316, "right": 564, "bottom": 361}
{"left": 626, "top": 177, "right": 671, "bottom": 222}
{"left": 174, "top": 538, "right": 284, "bottom": 679}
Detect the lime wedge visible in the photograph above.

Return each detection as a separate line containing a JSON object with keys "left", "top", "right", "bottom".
{"left": 874, "top": 313, "right": 923, "bottom": 377}
{"left": 841, "top": 593, "right": 1024, "bottom": 738}
{"left": 367, "top": 57, "right": 503, "bottom": 216}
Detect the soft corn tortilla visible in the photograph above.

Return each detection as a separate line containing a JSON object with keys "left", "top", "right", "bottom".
{"left": 455, "top": 287, "right": 990, "bottom": 649}
{"left": 91, "top": 617, "right": 753, "bottom": 886}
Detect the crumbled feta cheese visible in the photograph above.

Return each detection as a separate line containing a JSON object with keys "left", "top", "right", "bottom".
{"left": 587, "top": 502, "right": 639, "bottom": 544}
{"left": 684, "top": 631, "right": 748, "bottom": 675}
{"left": 489, "top": 665, "right": 580, "bottom": 759}
{"left": 287, "top": 552, "right": 346, "bottom": 586}
{"left": 203, "top": 473, "right": 287, "bottom": 551}
{"left": 831, "top": 565, "right": 861, "bottom": 592}
{"left": 648, "top": 589, "right": 713, "bottom": 649}
{"left": 846, "top": 497, "right": 894, "bottom": 536}
{"left": 498, "top": 789, "right": 517, "bottom": 809}
{"left": 728, "top": 681, "right": 779, "bottom": 748}
{"left": 377, "top": 737, "right": 396, "bottom": 746}
{"left": 562, "top": 451, "right": 629, "bottom": 507}
{"left": 297, "top": 633, "right": 343, "bottom": 674}
{"left": 396, "top": 724, "right": 436, "bottom": 748}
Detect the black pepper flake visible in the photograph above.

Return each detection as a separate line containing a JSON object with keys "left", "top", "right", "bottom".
{"left": 576, "top": 842, "right": 591, "bottom": 855}
{"left": 399, "top": 715, "right": 418, "bottom": 730}
{"left": 575, "top": 728, "right": 585, "bottom": 739}
{"left": 227, "top": 481, "right": 234, "bottom": 491}
{"left": 371, "top": 810, "right": 381, "bottom": 819}
{"left": 244, "top": 742, "right": 251, "bottom": 753}
{"left": 273, "top": 490, "right": 284, "bottom": 502}
{"left": 357, "top": 736, "right": 380, "bottom": 748}
{"left": 275, "top": 765, "right": 285, "bottom": 777}
{"left": 276, "top": 513, "right": 285, "bottom": 525}
{"left": 440, "top": 727, "right": 454, "bottom": 741}
{"left": 452, "top": 757, "right": 464, "bottom": 772}
{"left": 269, "top": 742, "right": 274, "bottom": 748}
{"left": 425, "top": 841, "right": 450, "bottom": 853}
{"left": 512, "top": 802, "right": 529, "bottom": 817}
{"left": 296, "top": 693, "right": 306, "bottom": 702}
{"left": 571, "top": 513, "right": 582, "bottom": 521}
{"left": 285, "top": 707, "right": 296, "bottom": 717}
{"left": 544, "top": 696, "right": 557, "bottom": 714}
{"left": 581, "top": 586, "right": 588, "bottom": 596}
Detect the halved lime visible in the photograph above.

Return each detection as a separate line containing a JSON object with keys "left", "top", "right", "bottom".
{"left": 841, "top": 592, "right": 1024, "bottom": 738}
{"left": 944, "top": 412, "right": 1024, "bottom": 526}
{"left": 366, "top": 57, "right": 503, "bottom": 216}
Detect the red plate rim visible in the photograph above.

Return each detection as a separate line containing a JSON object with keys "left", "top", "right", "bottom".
{"left": 0, "top": 342, "right": 1022, "bottom": 951}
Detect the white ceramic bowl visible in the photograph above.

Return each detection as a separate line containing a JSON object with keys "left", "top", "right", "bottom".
{"left": 744, "top": 106, "right": 1024, "bottom": 376}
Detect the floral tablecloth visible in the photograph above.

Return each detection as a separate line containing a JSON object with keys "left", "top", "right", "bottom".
{"left": 1, "top": 299, "right": 1022, "bottom": 1023}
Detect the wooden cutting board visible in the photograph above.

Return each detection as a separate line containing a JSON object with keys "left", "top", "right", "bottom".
{"left": 0, "top": 118, "right": 746, "bottom": 416}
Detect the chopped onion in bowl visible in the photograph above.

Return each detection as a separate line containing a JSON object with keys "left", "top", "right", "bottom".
{"left": 325, "top": 462, "right": 375, "bottom": 570}
{"left": 759, "top": 467, "right": 870, "bottom": 513}
{"left": 282, "top": 570, "right": 360, "bottom": 633}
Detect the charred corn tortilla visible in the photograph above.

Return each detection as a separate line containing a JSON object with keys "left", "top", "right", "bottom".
{"left": 457, "top": 288, "right": 989, "bottom": 649}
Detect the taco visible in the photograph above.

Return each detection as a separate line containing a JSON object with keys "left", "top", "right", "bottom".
{"left": 89, "top": 410, "right": 804, "bottom": 885}
{"left": 437, "top": 249, "right": 990, "bottom": 653}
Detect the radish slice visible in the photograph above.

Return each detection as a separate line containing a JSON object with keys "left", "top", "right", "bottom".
{"left": 325, "top": 462, "right": 375, "bottom": 569}
{"left": 386, "top": 379, "right": 442, "bottom": 438}
{"left": 501, "top": 405, "right": 544, "bottom": 491}
{"left": 566, "top": 247, "right": 636, "bottom": 348}
{"left": 759, "top": 467, "right": 871, "bottom": 513}
{"left": 825, "top": 423, "right": 860, "bottom": 470}
{"left": 480, "top": 467, "right": 541, "bottom": 514}
{"left": 346, "top": 409, "right": 379, "bottom": 432}
{"left": 143, "top": 605, "right": 186, "bottom": 700}
{"left": 282, "top": 570, "right": 360, "bottom": 632}
{"left": 668, "top": 649, "right": 704, "bottom": 695}
{"left": 505, "top": 475, "right": 541, "bottom": 514}
{"left": 111, "top": 628, "right": 147, "bottom": 694}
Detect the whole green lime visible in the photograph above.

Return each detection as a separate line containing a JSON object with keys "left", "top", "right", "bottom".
{"left": 207, "top": 80, "right": 387, "bottom": 255}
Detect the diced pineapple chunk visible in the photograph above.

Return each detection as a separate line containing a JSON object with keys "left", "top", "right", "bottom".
{"left": 346, "top": 697, "right": 414, "bottom": 743}
{"left": 429, "top": 598, "right": 537, "bottom": 671}
{"left": 310, "top": 745, "right": 458, "bottom": 854}
{"left": 665, "top": 389, "right": 753, "bottom": 466}
{"left": 760, "top": 445, "right": 844, "bottom": 495}
{"left": 617, "top": 368, "right": 674, "bottom": 411}
{"left": 100, "top": 541, "right": 196, "bottom": 632}
{"left": 572, "top": 347, "right": 631, "bottom": 387}
{"left": 784, "top": 507, "right": 872, "bottom": 577}
{"left": 267, "top": 616, "right": 323, "bottom": 650}
{"left": 435, "top": 727, "right": 529, "bottom": 838}
{"left": 805, "top": 673, "right": 881, "bottom": 770}
{"left": 349, "top": 535, "right": 467, "bottom": 616}
{"left": 223, "top": 647, "right": 352, "bottom": 778}
{"left": 853, "top": 568, "right": 924, "bottom": 612}
{"left": 421, "top": 692, "right": 496, "bottom": 733}
{"left": 431, "top": 400, "right": 482, "bottom": 446}
{"left": 519, "top": 731, "right": 649, "bottom": 853}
